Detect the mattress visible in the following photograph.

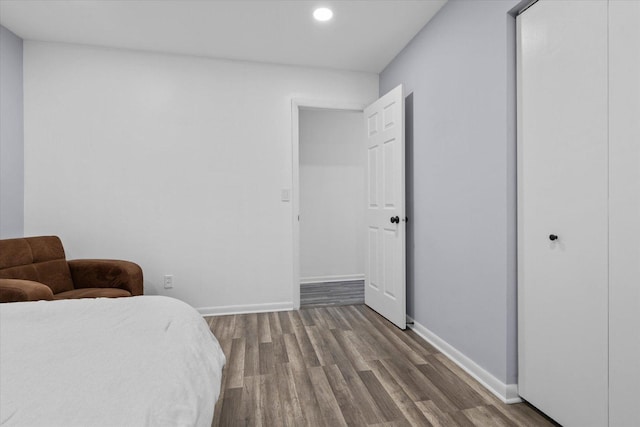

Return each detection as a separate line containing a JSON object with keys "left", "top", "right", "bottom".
{"left": 0, "top": 295, "right": 225, "bottom": 427}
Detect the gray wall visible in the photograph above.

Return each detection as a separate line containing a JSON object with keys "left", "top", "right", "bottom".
{"left": 380, "top": 0, "right": 518, "bottom": 384}
{"left": 0, "top": 25, "right": 24, "bottom": 238}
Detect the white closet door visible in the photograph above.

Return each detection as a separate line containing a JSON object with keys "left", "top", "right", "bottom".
{"left": 517, "top": 1, "right": 608, "bottom": 426}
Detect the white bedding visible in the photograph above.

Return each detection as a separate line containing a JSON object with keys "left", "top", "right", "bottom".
{"left": 0, "top": 296, "right": 225, "bottom": 427}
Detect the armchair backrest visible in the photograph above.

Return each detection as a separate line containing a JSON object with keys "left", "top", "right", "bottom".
{"left": 0, "top": 236, "right": 74, "bottom": 294}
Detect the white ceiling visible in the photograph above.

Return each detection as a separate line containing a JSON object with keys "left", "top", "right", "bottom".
{"left": 0, "top": 0, "right": 447, "bottom": 73}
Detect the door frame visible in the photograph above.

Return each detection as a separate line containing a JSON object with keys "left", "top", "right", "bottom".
{"left": 291, "top": 98, "right": 366, "bottom": 309}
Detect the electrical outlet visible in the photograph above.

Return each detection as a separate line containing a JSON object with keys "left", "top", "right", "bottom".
{"left": 163, "top": 275, "right": 173, "bottom": 289}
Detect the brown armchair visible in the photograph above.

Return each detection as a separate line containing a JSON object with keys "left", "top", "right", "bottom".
{"left": 0, "top": 236, "right": 143, "bottom": 303}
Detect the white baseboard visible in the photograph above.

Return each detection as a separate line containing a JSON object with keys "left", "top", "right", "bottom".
{"left": 197, "top": 302, "right": 293, "bottom": 317}
{"left": 408, "top": 316, "right": 521, "bottom": 404}
{"left": 300, "top": 274, "right": 365, "bottom": 285}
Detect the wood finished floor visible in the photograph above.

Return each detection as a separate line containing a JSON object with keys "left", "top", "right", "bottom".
{"left": 206, "top": 305, "right": 557, "bottom": 427}
{"left": 300, "top": 280, "right": 364, "bottom": 307}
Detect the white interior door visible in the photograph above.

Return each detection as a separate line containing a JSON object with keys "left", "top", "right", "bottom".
{"left": 517, "top": 1, "right": 608, "bottom": 426}
{"left": 364, "top": 85, "right": 406, "bottom": 329}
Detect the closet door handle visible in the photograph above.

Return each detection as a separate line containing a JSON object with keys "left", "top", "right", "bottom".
{"left": 390, "top": 216, "right": 400, "bottom": 224}
{"left": 549, "top": 234, "right": 558, "bottom": 241}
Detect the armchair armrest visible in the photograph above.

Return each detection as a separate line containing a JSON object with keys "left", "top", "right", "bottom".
{"left": 68, "top": 259, "right": 143, "bottom": 296}
{"left": 0, "top": 279, "right": 54, "bottom": 303}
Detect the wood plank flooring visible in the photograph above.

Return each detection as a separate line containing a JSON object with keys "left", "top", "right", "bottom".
{"left": 206, "top": 305, "right": 557, "bottom": 427}
{"left": 300, "top": 280, "right": 364, "bottom": 307}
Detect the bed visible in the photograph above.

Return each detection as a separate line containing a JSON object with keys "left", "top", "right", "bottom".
{"left": 0, "top": 295, "right": 225, "bottom": 427}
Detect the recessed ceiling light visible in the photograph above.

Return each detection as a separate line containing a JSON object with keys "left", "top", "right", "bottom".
{"left": 313, "top": 7, "right": 333, "bottom": 22}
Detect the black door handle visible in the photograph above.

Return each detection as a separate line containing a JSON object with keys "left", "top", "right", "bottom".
{"left": 549, "top": 234, "right": 558, "bottom": 241}
{"left": 390, "top": 216, "right": 400, "bottom": 224}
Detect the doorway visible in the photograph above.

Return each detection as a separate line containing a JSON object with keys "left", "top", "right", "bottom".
{"left": 291, "top": 87, "right": 407, "bottom": 330}
{"left": 298, "top": 107, "right": 365, "bottom": 307}
{"left": 291, "top": 100, "right": 366, "bottom": 309}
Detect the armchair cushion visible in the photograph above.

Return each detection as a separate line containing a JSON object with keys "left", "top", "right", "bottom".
{"left": 53, "top": 288, "right": 132, "bottom": 299}
{"left": 0, "top": 279, "right": 54, "bottom": 302}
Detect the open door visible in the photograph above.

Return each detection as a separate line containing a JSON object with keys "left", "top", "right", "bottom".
{"left": 364, "top": 85, "right": 406, "bottom": 329}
